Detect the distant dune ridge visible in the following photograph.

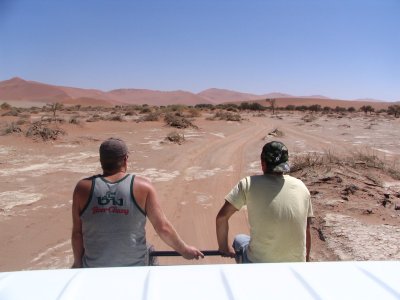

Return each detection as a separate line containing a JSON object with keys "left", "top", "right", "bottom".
{"left": 0, "top": 77, "right": 397, "bottom": 108}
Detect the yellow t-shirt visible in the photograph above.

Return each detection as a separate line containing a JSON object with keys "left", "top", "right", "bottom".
{"left": 225, "top": 174, "right": 313, "bottom": 262}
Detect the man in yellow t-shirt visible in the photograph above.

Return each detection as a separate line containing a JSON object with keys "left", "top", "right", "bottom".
{"left": 216, "top": 141, "right": 313, "bottom": 263}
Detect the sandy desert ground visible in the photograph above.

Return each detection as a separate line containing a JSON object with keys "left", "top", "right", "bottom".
{"left": 0, "top": 108, "right": 399, "bottom": 271}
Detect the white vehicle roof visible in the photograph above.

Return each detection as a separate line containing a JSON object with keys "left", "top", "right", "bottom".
{"left": 1, "top": 261, "right": 399, "bottom": 300}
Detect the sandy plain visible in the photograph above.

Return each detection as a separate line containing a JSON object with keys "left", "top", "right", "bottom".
{"left": 0, "top": 109, "right": 400, "bottom": 271}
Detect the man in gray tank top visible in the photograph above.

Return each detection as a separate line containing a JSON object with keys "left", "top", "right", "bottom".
{"left": 71, "top": 138, "right": 204, "bottom": 268}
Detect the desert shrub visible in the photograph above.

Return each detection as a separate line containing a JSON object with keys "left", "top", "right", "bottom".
{"left": 164, "top": 113, "right": 197, "bottom": 129}
{"left": 208, "top": 111, "right": 241, "bottom": 121}
{"left": 216, "top": 103, "right": 239, "bottom": 111}
{"left": 124, "top": 110, "right": 136, "bottom": 116}
{"left": 301, "top": 114, "right": 318, "bottom": 122}
{"left": 1, "top": 122, "right": 22, "bottom": 135}
{"left": 40, "top": 115, "right": 53, "bottom": 123}
{"left": 165, "top": 131, "right": 185, "bottom": 144}
{"left": 388, "top": 105, "right": 400, "bottom": 118}
{"left": 347, "top": 107, "right": 356, "bottom": 113}
{"left": 16, "top": 118, "right": 29, "bottom": 126}
{"left": 267, "top": 128, "right": 284, "bottom": 137}
{"left": 360, "top": 105, "right": 375, "bottom": 115}
{"left": 290, "top": 151, "right": 339, "bottom": 172}
{"left": 334, "top": 106, "right": 347, "bottom": 113}
{"left": 2, "top": 107, "right": 20, "bottom": 116}
{"left": 26, "top": 121, "right": 66, "bottom": 141}
{"left": 239, "top": 102, "right": 266, "bottom": 111}
{"left": 86, "top": 114, "right": 103, "bottom": 122}
{"left": 140, "top": 107, "right": 152, "bottom": 114}
{"left": 186, "top": 107, "right": 202, "bottom": 117}
{"left": 165, "top": 104, "right": 186, "bottom": 113}
{"left": 54, "top": 117, "right": 66, "bottom": 123}
{"left": 290, "top": 150, "right": 400, "bottom": 180}
{"left": 106, "top": 114, "right": 125, "bottom": 121}
{"left": 69, "top": 116, "right": 82, "bottom": 125}
{"left": 140, "top": 112, "right": 160, "bottom": 122}
{"left": 308, "top": 104, "right": 322, "bottom": 112}
{"left": 284, "top": 105, "right": 296, "bottom": 111}
{"left": 1, "top": 102, "right": 12, "bottom": 110}
{"left": 195, "top": 104, "right": 214, "bottom": 110}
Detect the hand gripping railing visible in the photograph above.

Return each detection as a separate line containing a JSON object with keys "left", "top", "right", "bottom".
{"left": 150, "top": 250, "right": 222, "bottom": 257}
{"left": 148, "top": 250, "right": 242, "bottom": 265}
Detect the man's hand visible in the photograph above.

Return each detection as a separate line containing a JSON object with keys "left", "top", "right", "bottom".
{"left": 218, "top": 245, "right": 236, "bottom": 258}
{"left": 181, "top": 245, "right": 204, "bottom": 260}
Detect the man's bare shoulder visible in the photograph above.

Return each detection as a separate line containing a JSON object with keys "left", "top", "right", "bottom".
{"left": 133, "top": 175, "right": 155, "bottom": 190}
{"left": 75, "top": 176, "right": 96, "bottom": 192}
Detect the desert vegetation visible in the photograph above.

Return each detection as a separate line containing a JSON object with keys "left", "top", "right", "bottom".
{"left": 1, "top": 98, "right": 400, "bottom": 270}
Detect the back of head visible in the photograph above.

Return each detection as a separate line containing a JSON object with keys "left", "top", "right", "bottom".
{"left": 261, "top": 141, "right": 290, "bottom": 173}
{"left": 99, "top": 138, "right": 128, "bottom": 172}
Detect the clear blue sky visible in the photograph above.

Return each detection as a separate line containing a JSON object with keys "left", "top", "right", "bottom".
{"left": 1, "top": 0, "right": 399, "bottom": 101}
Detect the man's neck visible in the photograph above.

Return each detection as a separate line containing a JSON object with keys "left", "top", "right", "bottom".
{"left": 264, "top": 171, "right": 284, "bottom": 176}
{"left": 102, "top": 169, "right": 127, "bottom": 177}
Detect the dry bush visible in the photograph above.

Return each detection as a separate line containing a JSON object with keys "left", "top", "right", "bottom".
{"left": 1, "top": 102, "right": 12, "bottom": 110}
{"left": 290, "top": 152, "right": 332, "bottom": 172}
{"left": 2, "top": 107, "right": 20, "bottom": 117}
{"left": 69, "top": 116, "right": 82, "bottom": 125}
{"left": 164, "top": 113, "right": 197, "bottom": 129}
{"left": 268, "top": 128, "right": 284, "bottom": 137}
{"left": 1, "top": 122, "right": 22, "bottom": 135}
{"left": 290, "top": 150, "right": 400, "bottom": 179}
{"left": 124, "top": 110, "right": 137, "bottom": 116}
{"left": 140, "top": 112, "right": 160, "bottom": 122}
{"left": 106, "top": 114, "right": 125, "bottom": 122}
{"left": 207, "top": 111, "right": 241, "bottom": 122}
{"left": 16, "top": 118, "right": 29, "bottom": 126}
{"left": 186, "top": 107, "right": 202, "bottom": 118}
{"left": 165, "top": 131, "right": 185, "bottom": 144}
{"left": 140, "top": 107, "right": 152, "bottom": 114}
{"left": 86, "top": 114, "right": 103, "bottom": 122}
{"left": 26, "top": 121, "right": 66, "bottom": 141}
{"left": 302, "top": 114, "right": 318, "bottom": 122}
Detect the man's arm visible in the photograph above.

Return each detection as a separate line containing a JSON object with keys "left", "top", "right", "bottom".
{"left": 137, "top": 177, "right": 204, "bottom": 260}
{"left": 216, "top": 200, "right": 238, "bottom": 257}
{"left": 306, "top": 217, "right": 312, "bottom": 262}
{"left": 71, "top": 179, "right": 91, "bottom": 268}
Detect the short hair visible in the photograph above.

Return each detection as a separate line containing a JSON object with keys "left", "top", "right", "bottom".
{"left": 99, "top": 138, "right": 128, "bottom": 171}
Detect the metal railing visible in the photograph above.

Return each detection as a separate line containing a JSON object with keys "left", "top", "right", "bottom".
{"left": 148, "top": 250, "right": 242, "bottom": 265}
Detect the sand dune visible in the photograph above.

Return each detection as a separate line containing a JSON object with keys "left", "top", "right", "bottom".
{"left": 1, "top": 77, "right": 397, "bottom": 108}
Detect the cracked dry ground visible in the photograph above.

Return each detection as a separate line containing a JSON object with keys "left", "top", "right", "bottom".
{"left": 293, "top": 163, "right": 400, "bottom": 261}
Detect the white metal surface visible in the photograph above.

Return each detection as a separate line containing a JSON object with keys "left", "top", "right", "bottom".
{"left": 0, "top": 261, "right": 399, "bottom": 300}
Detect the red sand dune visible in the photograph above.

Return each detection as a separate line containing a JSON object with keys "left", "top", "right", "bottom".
{"left": 0, "top": 77, "right": 398, "bottom": 109}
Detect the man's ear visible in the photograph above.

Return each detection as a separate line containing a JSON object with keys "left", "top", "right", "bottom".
{"left": 261, "top": 159, "right": 267, "bottom": 172}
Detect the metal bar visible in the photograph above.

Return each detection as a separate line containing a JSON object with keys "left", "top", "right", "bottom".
{"left": 150, "top": 250, "right": 224, "bottom": 257}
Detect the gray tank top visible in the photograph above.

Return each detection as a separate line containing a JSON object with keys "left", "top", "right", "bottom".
{"left": 80, "top": 174, "right": 147, "bottom": 267}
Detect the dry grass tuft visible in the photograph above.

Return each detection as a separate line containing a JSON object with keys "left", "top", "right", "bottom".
{"left": 290, "top": 150, "right": 400, "bottom": 180}
{"left": 165, "top": 131, "right": 185, "bottom": 144}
